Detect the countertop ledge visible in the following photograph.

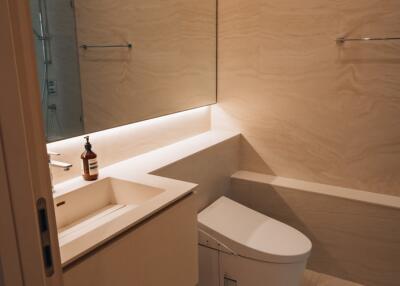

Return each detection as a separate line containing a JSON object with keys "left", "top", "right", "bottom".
{"left": 54, "top": 130, "right": 240, "bottom": 266}
{"left": 232, "top": 170, "right": 400, "bottom": 210}
{"left": 54, "top": 130, "right": 239, "bottom": 197}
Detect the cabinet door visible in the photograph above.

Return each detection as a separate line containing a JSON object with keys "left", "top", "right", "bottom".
{"left": 63, "top": 195, "right": 198, "bottom": 286}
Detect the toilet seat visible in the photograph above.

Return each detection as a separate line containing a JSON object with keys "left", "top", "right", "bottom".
{"left": 198, "top": 196, "right": 312, "bottom": 264}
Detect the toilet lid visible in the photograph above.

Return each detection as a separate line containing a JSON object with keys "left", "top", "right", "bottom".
{"left": 198, "top": 196, "right": 312, "bottom": 264}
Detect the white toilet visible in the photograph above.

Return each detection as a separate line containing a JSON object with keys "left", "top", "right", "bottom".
{"left": 198, "top": 196, "right": 312, "bottom": 286}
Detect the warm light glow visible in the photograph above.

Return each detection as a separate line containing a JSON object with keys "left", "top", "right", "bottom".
{"left": 47, "top": 106, "right": 211, "bottom": 150}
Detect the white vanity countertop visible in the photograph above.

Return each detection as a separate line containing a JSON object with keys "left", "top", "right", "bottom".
{"left": 54, "top": 130, "right": 239, "bottom": 266}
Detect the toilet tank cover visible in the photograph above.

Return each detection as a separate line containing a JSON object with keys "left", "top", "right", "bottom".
{"left": 198, "top": 196, "right": 312, "bottom": 264}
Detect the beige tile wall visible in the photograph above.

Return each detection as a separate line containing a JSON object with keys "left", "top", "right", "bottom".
{"left": 152, "top": 135, "right": 240, "bottom": 211}
{"left": 230, "top": 173, "right": 400, "bottom": 286}
{"left": 215, "top": 0, "right": 400, "bottom": 196}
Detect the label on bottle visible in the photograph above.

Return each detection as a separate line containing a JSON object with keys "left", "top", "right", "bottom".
{"left": 88, "top": 158, "right": 98, "bottom": 176}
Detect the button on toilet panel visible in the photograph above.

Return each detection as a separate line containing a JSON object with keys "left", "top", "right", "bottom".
{"left": 218, "top": 242, "right": 235, "bottom": 255}
{"left": 199, "top": 229, "right": 220, "bottom": 250}
{"left": 198, "top": 229, "right": 235, "bottom": 255}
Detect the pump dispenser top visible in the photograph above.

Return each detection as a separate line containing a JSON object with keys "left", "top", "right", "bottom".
{"left": 84, "top": 136, "right": 92, "bottom": 151}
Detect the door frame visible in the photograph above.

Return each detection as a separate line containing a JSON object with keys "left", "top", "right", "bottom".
{"left": 0, "top": 0, "right": 63, "bottom": 285}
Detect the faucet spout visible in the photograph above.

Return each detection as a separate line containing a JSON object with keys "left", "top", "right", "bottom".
{"left": 47, "top": 151, "right": 72, "bottom": 192}
{"left": 49, "top": 159, "right": 73, "bottom": 171}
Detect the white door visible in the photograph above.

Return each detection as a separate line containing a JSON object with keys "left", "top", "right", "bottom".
{"left": 0, "top": 0, "right": 64, "bottom": 285}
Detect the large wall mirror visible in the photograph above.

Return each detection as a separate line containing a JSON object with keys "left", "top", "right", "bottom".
{"left": 29, "top": 0, "right": 217, "bottom": 142}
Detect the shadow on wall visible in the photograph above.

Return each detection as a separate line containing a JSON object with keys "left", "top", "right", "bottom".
{"left": 231, "top": 136, "right": 400, "bottom": 286}
{"left": 151, "top": 135, "right": 241, "bottom": 211}
{"left": 239, "top": 136, "right": 276, "bottom": 175}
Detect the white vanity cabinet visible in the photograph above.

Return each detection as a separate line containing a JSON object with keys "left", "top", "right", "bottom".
{"left": 62, "top": 194, "right": 198, "bottom": 286}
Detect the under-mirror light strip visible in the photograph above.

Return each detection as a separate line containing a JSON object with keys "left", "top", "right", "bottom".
{"left": 47, "top": 106, "right": 211, "bottom": 149}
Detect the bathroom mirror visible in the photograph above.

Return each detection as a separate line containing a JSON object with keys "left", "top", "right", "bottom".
{"left": 29, "top": 0, "right": 217, "bottom": 142}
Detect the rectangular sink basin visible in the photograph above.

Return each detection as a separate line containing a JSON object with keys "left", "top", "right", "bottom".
{"left": 54, "top": 177, "right": 164, "bottom": 241}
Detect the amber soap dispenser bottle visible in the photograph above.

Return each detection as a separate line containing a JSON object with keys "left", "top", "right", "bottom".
{"left": 81, "top": 136, "right": 98, "bottom": 181}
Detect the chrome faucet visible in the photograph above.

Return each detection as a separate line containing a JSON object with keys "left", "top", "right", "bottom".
{"left": 48, "top": 151, "right": 72, "bottom": 192}
{"left": 48, "top": 153, "right": 72, "bottom": 170}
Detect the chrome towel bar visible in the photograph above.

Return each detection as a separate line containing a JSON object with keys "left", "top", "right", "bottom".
{"left": 80, "top": 43, "right": 132, "bottom": 49}
{"left": 336, "top": 36, "right": 400, "bottom": 44}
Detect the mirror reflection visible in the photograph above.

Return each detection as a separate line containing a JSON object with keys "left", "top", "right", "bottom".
{"left": 29, "top": 0, "right": 217, "bottom": 142}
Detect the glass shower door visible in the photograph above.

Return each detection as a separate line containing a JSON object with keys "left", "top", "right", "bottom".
{"left": 29, "top": 0, "right": 84, "bottom": 142}
{"left": 30, "top": 0, "right": 52, "bottom": 137}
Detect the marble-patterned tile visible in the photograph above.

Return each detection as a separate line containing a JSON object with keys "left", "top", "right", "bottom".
{"left": 231, "top": 173, "right": 400, "bottom": 286}
{"left": 303, "top": 270, "right": 363, "bottom": 286}
{"left": 217, "top": 0, "right": 400, "bottom": 196}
